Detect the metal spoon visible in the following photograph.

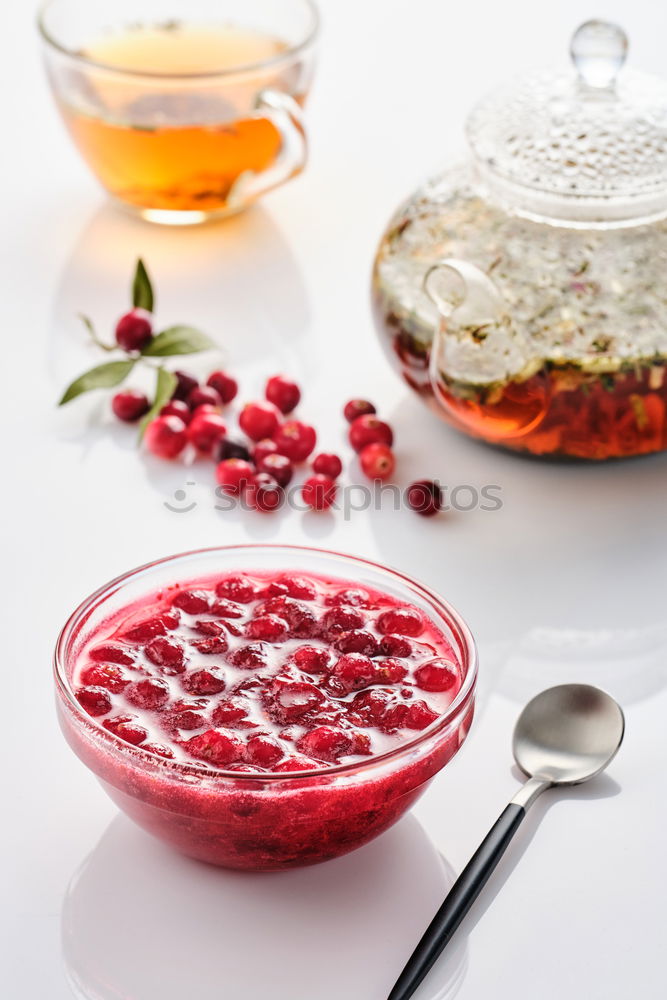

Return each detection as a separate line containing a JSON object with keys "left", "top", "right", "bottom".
{"left": 388, "top": 684, "right": 625, "bottom": 1000}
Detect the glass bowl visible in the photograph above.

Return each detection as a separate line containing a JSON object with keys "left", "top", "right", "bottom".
{"left": 54, "top": 545, "right": 477, "bottom": 870}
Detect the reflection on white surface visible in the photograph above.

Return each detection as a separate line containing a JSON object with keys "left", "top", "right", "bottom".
{"left": 497, "top": 625, "right": 667, "bottom": 706}
{"left": 49, "top": 202, "right": 311, "bottom": 389}
{"left": 62, "top": 814, "right": 467, "bottom": 1000}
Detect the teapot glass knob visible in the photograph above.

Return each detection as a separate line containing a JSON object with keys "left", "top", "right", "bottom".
{"left": 570, "top": 20, "right": 628, "bottom": 91}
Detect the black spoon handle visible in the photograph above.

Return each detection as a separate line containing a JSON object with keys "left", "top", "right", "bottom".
{"left": 388, "top": 803, "right": 526, "bottom": 1000}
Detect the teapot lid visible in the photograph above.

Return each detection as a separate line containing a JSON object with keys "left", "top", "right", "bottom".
{"left": 466, "top": 21, "right": 667, "bottom": 224}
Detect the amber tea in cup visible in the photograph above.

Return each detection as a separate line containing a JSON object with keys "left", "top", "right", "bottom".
{"left": 39, "top": 0, "right": 318, "bottom": 223}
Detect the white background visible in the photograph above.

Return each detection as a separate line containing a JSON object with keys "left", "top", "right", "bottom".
{"left": 3, "top": 1, "right": 667, "bottom": 998}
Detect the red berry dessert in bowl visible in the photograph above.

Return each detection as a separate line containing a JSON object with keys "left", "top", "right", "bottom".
{"left": 55, "top": 546, "right": 477, "bottom": 870}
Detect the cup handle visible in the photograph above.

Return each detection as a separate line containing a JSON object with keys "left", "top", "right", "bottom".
{"left": 424, "top": 259, "right": 505, "bottom": 327}
{"left": 226, "top": 89, "right": 307, "bottom": 209}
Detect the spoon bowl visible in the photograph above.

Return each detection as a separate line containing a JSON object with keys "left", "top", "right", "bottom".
{"left": 513, "top": 683, "right": 625, "bottom": 785}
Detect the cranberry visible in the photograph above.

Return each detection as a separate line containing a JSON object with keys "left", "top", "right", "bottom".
{"left": 360, "top": 443, "right": 395, "bottom": 480}
{"left": 246, "top": 473, "right": 284, "bottom": 512}
{"left": 229, "top": 643, "right": 268, "bottom": 669}
{"left": 160, "top": 399, "right": 191, "bottom": 424}
{"left": 217, "top": 437, "right": 252, "bottom": 462}
{"left": 192, "top": 620, "right": 226, "bottom": 637}
{"left": 252, "top": 438, "right": 278, "bottom": 463}
{"left": 182, "top": 729, "right": 243, "bottom": 766}
{"left": 293, "top": 645, "right": 332, "bottom": 673}
{"left": 215, "top": 458, "right": 254, "bottom": 495}
{"left": 270, "top": 680, "right": 324, "bottom": 722}
{"left": 273, "top": 420, "right": 317, "bottom": 462}
{"left": 207, "top": 370, "right": 238, "bottom": 404}
{"left": 302, "top": 475, "right": 337, "bottom": 511}
{"left": 349, "top": 415, "right": 394, "bottom": 453}
{"left": 344, "top": 398, "right": 377, "bottom": 423}
{"left": 297, "top": 726, "right": 352, "bottom": 763}
{"left": 414, "top": 660, "right": 458, "bottom": 692}
{"left": 277, "top": 575, "right": 318, "bottom": 600}
{"left": 247, "top": 614, "right": 289, "bottom": 642}
{"left": 376, "top": 658, "right": 408, "bottom": 683}
{"left": 171, "top": 370, "right": 198, "bottom": 402}
{"left": 350, "top": 731, "right": 372, "bottom": 755}
{"left": 144, "top": 636, "right": 186, "bottom": 674}
{"left": 379, "top": 634, "right": 413, "bottom": 657}
{"left": 377, "top": 607, "right": 424, "bottom": 637}
{"left": 88, "top": 642, "right": 135, "bottom": 665}
{"left": 125, "top": 678, "right": 170, "bottom": 710}
{"left": 261, "top": 597, "right": 318, "bottom": 637}
{"left": 171, "top": 589, "right": 210, "bottom": 614}
{"left": 334, "top": 630, "right": 379, "bottom": 656}
{"left": 80, "top": 663, "right": 128, "bottom": 693}
{"left": 144, "top": 415, "right": 188, "bottom": 459}
{"left": 104, "top": 715, "right": 148, "bottom": 745}
{"left": 186, "top": 385, "right": 220, "bottom": 411}
{"left": 407, "top": 479, "right": 443, "bottom": 517}
{"left": 257, "top": 452, "right": 293, "bottom": 487}
{"left": 265, "top": 375, "right": 301, "bottom": 414}
{"left": 239, "top": 401, "right": 280, "bottom": 441}
{"left": 183, "top": 668, "right": 226, "bottom": 696}
{"left": 115, "top": 308, "right": 153, "bottom": 352}
{"left": 327, "top": 587, "right": 371, "bottom": 608}
{"left": 323, "top": 606, "right": 366, "bottom": 635}
{"left": 163, "top": 707, "right": 207, "bottom": 731}
{"left": 348, "top": 689, "right": 393, "bottom": 726}
{"left": 216, "top": 575, "right": 257, "bottom": 604}
{"left": 143, "top": 742, "right": 175, "bottom": 759}
{"left": 312, "top": 453, "right": 342, "bottom": 479}
{"left": 246, "top": 735, "right": 284, "bottom": 768}
{"left": 210, "top": 598, "right": 245, "bottom": 619}
{"left": 273, "top": 756, "right": 316, "bottom": 772}
{"left": 212, "top": 698, "right": 251, "bottom": 727}
{"left": 112, "top": 389, "right": 150, "bottom": 423}
{"left": 76, "top": 685, "right": 112, "bottom": 716}
{"left": 187, "top": 410, "right": 227, "bottom": 454}
{"left": 333, "top": 653, "right": 376, "bottom": 691}
{"left": 405, "top": 700, "right": 439, "bottom": 730}
{"left": 123, "top": 616, "right": 168, "bottom": 642}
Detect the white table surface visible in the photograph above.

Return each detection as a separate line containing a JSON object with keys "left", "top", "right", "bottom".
{"left": 3, "top": 1, "right": 667, "bottom": 998}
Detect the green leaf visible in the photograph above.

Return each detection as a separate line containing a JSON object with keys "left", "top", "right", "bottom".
{"left": 141, "top": 325, "right": 216, "bottom": 357}
{"left": 132, "top": 258, "right": 154, "bottom": 312}
{"left": 139, "top": 367, "right": 178, "bottom": 438}
{"left": 58, "top": 359, "right": 136, "bottom": 405}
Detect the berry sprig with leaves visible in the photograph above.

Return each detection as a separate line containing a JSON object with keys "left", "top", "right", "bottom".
{"left": 58, "top": 259, "right": 217, "bottom": 434}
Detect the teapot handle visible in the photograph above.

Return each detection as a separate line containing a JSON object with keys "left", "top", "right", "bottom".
{"left": 424, "top": 259, "right": 504, "bottom": 327}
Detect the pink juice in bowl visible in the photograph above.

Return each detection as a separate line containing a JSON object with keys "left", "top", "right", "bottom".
{"left": 55, "top": 546, "right": 477, "bottom": 870}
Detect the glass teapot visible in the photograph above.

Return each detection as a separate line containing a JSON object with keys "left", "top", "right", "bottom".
{"left": 372, "top": 21, "right": 667, "bottom": 459}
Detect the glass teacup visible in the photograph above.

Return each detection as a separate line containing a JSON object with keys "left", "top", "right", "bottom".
{"left": 39, "top": 0, "right": 318, "bottom": 223}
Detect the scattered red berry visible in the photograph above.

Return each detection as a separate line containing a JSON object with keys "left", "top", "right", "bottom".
{"left": 172, "top": 370, "right": 198, "bottom": 401}
{"left": 257, "top": 452, "right": 293, "bottom": 487}
{"left": 407, "top": 479, "right": 443, "bottom": 517}
{"left": 253, "top": 438, "right": 279, "bottom": 463}
{"left": 266, "top": 374, "right": 301, "bottom": 414}
{"left": 274, "top": 420, "right": 317, "bottom": 462}
{"left": 240, "top": 401, "right": 280, "bottom": 441}
{"left": 344, "top": 398, "right": 376, "bottom": 423}
{"left": 207, "top": 370, "right": 238, "bottom": 404}
{"left": 359, "top": 442, "right": 395, "bottom": 480}
{"left": 160, "top": 399, "right": 191, "bottom": 424}
{"left": 349, "top": 415, "right": 394, "bottom": 453}
{"left": 112, "top": 389, "right": 150, "bottom": 423}
{"left": 188, "top": 385, "right": 222, "bottom": 411}
{"left": 302, "top": 474, "right": 337, "bottom": 511}
{"left": 115, "top": 308, "right": 153, "bottom": 352}
{"left": 187, "top": 410, "right": 227, "bottom": 454}
{"left": 144, "top": 415, "right": 188, "bottom": 459}
{"left": 312, "top": 453, "right": 342, "bottom": 478}
{"left": 215, "top": 458, "right": 254, "bottom": 495}
{"left": 246, "top": 473, "right": 284, "bottom": 512}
